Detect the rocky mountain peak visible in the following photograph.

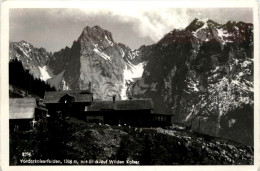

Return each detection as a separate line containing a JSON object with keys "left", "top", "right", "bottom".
{"left": 17, "top": 40, "right": 33, "bottom": 47}
{"left": 185, "top": 18, "right": 221, "bottom": 32}
{"left": 128, "top": 18, "right": 253, "bottom": 146}
{"left": 78, "top": 25, "right": 114, "bottom": 47}
{"left": 46, "top": 24, "right": 143, "bottom": 99}
{"left": 9, "top": 40, "right": 52, "bottom": 81}
{"left": 185, "top": 18, "right": 205, "bottom": 31}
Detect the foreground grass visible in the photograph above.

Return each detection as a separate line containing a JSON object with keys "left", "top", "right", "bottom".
{"left": 10, "top": 117, "right": 253, "bottom": 165}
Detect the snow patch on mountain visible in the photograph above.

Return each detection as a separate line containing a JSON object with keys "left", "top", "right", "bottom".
{"left": 121, "top": 61, "right": 145, "bottom": 100}
{"left": 125, "top": 62, "right": 145, "bottom": 79}
{"left": 127, "top": 50, "right": 140, "bottom": 60}
{"left": 93, "top": 48, "right": 111, "bottom": 62}
{"left": 217, "top": 28, "right": 232, "bottom": 38}
{"left": 192, "top": 21, "right": 209, "bottom": 38}
{"left": 217, "top": 28, "right": 233, "bottom": 44}
{"left": 188, "top": 81, "right": 199, "bottom": 92}
{"left": 20, "top": 48, "right": 30, "bottom": 58}
{"left": 105, "top": 35, "right": 114, "bottom": 46}
{"left": 120, "top": 49, "right": 125, "bottom": 57}
{"left": 131, "top": 50, "right": 140, "bottom": 59}
{"left": 200, "top": 22, "right": 209, "bottom": 30}
{"left": 38, "top": 66, "right": 51, "bottom": 81}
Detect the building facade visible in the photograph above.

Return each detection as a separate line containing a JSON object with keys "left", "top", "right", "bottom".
{"left": 9, "top": 98, "right": 47, "bottom": 131}
{"left": 43, "top": 90, "right": 172, "bottom": 127}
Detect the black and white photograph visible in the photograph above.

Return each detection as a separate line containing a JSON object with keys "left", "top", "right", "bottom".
{"left": 1, "top": 0, "right": 259, "bottom": 169}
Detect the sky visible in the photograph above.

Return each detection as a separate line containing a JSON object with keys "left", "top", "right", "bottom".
{"left": 9, "top": 8, "right": 253, "bottom": 52}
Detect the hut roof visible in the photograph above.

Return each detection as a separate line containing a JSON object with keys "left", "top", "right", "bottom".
{"left": 43, "top": 90, "right": 92, "bottom": 104}
{"left": 9, "top": 98, "right": 36, "bottom": 119}
{"left": 88, "top": 99, "right": 154, "bottom": 111}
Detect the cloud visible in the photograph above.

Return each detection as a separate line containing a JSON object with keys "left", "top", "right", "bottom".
{"left": 72, "top": 7, "right": 252, "bottom": 43}
{"left": 9, "top": 8, "right": 252, "bottom": 52}
{"left": 76, "top": 8, "right": 192, "bottom": 42}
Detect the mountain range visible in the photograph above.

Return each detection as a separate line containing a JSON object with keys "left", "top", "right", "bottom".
{"left": 9, "top": 18, "right": 254, "bottom": 146}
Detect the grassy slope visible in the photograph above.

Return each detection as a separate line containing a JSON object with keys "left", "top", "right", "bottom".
{"left": 64, "top": 118, "right": 253, "bottom": 165}
{"left": 10, "top": 117, "right": 253, "bottom": 165}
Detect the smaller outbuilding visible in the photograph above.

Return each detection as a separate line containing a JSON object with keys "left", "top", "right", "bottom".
{"left": 9, "top": 98, "right": 47, "bottom": 131}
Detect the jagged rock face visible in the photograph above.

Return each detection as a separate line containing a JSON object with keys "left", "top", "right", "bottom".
{"left": 48, "top": 41, "right": 81, "bottom": 90}
{"left": 9, "top": 26, "right": 144, "bottom": 100}
{"left": 9, "top": 41, "right": 53, "bottom": 81}
{"left": 129, "top": 19, "right": 253, "bottom": 145}
{"left": 77, "top": 26, "right": 126, "bottom": 100}
{"left": 47, "top": 25, "right": 142, "bottom": 100}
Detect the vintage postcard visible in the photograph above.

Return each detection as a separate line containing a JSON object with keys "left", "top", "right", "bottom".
{"left": 1, "top": 0, "right": 259, "bottom": 171}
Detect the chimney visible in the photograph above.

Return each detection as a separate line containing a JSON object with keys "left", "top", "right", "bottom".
{"left": 112, "top": 95, "right": 116, "bottom": 110}
{"left": 113, "top": 95, "right": 116, "bottom": 103}
{"left": 88, "top": 82, "right": 92, "bottom": 93}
